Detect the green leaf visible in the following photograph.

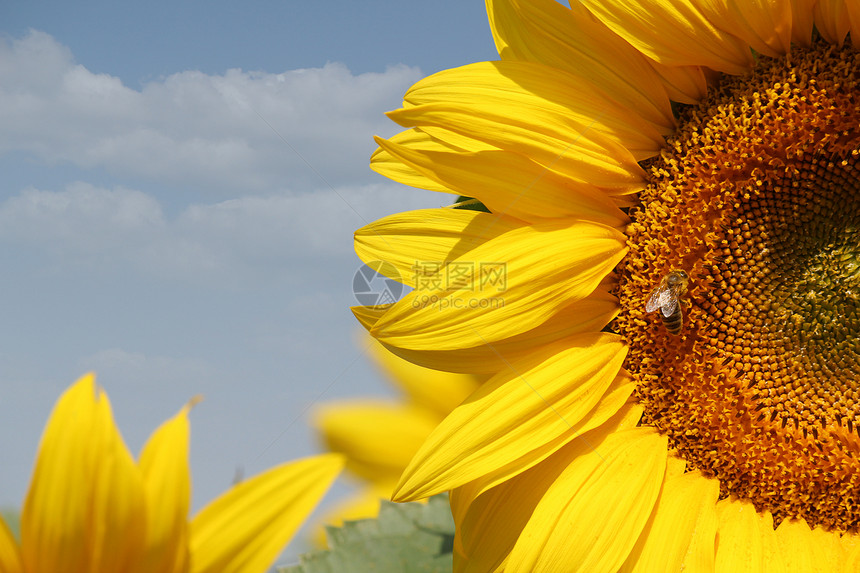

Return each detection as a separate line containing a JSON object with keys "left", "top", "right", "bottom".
{"left": 281, "top": 494, "right": 455, "bottom": 573}
{"left": 452, "top": 196, "right": 490, "bottom": 213}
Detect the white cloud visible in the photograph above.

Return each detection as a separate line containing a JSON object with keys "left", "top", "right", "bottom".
{"left": 0, "top": 181, "right": 442, "bottom": 282}
{"left": 0, "top": 183, "right": 164, "bottom": 251}
{"left": 0, "top": 30, "right": 422, "bottom": 195}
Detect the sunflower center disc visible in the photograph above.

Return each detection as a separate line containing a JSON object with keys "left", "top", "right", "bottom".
{"left": 614, "top": 43, "right": 860, "bottom": 532}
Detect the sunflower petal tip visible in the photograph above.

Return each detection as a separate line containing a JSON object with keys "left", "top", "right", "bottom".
{"left": 390, "top": 480, "right": 416, "bottom": 504}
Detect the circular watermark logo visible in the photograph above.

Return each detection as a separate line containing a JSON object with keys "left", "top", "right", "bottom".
{"left": 352, "top": 260, "right": 403, "bottom": 306}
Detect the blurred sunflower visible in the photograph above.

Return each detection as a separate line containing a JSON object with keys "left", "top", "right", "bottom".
{"left": 312, "top": 338, "right": 482, "bottom": 540}
{"left": 354, "top": 0, "right": 860, "bottom": 570}
{"left": 0, "top": 374, "right": 343, "bottom": 573}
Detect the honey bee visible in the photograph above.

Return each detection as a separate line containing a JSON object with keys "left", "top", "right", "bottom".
{"left": 645, "top": 270, "right": 689, "bottom": 335}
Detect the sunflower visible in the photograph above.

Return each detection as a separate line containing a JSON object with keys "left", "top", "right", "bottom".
{"left": 311, "top": 338, "right": 482, "bottom": 541}
{"left": 0, "top": 374, "right": 343, "bottom": 573}
{"left": 353, "top": 0, "right": 860, "bottom": 570}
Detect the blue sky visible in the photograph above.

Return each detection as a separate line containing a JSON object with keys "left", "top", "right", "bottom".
{"left": 0, "top": 0, "right": 498, "bottom": 560}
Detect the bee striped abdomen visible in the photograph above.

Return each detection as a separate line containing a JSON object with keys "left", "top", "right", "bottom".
{"left": 663, "top": 305, "right": 683, "bottom": 335}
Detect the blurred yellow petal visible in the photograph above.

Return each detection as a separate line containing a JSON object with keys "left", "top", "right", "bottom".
{"left": 394, "top": 333, "right": 627, "bottom": 500}
{"left": 371, "top": 220, "right": 627, "bottom": 351}
{"left": 367, "top": 337, "right": 482, "bottom": 416}
{"left": 21, "top": 373, "right": 146, "bottom": 572}
{"left": 190, "top": 453, "right": 344, "bottom": 573}
{"left": 813, "top": 0, "right": 851, "bottom": 45}
{"left": 132, "top": 401, "right": 196, "bottom": 573}
{"left": 311, "top": 482, "right": 397, "bottom": 548}
{"left": 487, "top": 0, "right": 675, "bottom": 131}
{"left": 620, "top": 469, "right": 719, "bottom": 573}
{"left": 88, "top": 393, "right": 147, "bottom": 570}
{"left": 847, "top": 0, "right": 860, "bottom": 49}
{"left": 8, "top": 376, "right": 343, "bottom": 573}
{"left": 374, "top": 136, "right": 629, "bottom": 225}
{"left": 0, "top": 518, "right": 21, "bottom": 573}
{"left": 789, "top": 0, "right": 817, "bottom": 46}
{"left": 506, "top": 428, "right": 668, "bottom": 573}
{"left": 21, "top": 375, "right": 98, "bottom": 572}
{"left": 314, "top": 401, "right": 439, "bottom": 482}
{"left": 578, "top": 0, "right": 753, "bottom": 73}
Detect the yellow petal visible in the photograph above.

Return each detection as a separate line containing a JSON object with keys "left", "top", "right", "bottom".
{"left": 355, "top": 289, "right": 621, "bottom": 373}
{"left": 775, "top": 519, "right": 844, "bottom": 572}
{"left": 400, "top": 60, "right": 665, "bottom": 161}
{"left": 708, "top": 0, "right": 791, "bottom": 58}
{"left": 814, "top": 0, "right": 851, "bottom": 45}
{"left": 374, "top": 136, "right": 629, "bottom": 225}
{"left": 665, "top": 454, "right": 687, "bottom": 478}
{"left": 645, "top": 61, "right": 708, "bottom": 104}
{"left": 790, "top": 0, "right": 817, "bottom": 46}
{"left": 847, "top": 0, "right": 860, "bottom": 49}
{"left": 487, "top": 0, "right": 675, "bottom": 131}
{"left": 844, "top": 533, "right": 860, "bottom": 573}
{"left": 418, "top": 125, "right": 503, "bottom": 152}
{"left": 394, "top": 333, "right": 627, "bottom": 500}
{"left": 450, "top": 402, "right": 643, "bottom": 573}
{"left": 88, "top": 393, "right": 147, "bottom": 570}
{"left": 386, "top": 100, "right": 646, "bottom": 193}
{"left": 132, "top": 401, "right": 196, "bottom": 573}
{"left": 578, "top": 0, "right": 753, "bottom": 74}
{"left": 352, "top": 304, "right": 392, "bottom": 331}
{"left": 313, "top": 401, "right": 439, "bottom": 482}
{"left": 21, "top": 375, "right": 98, "bottom": 572}
{"left": 620, "top": 469, "right": 719, "bottom": 573}
{"left": 21, "top": 374, "right": 146, "bottom": 572}
{"left": 506, "top": 427, "right": 668, "bottom": 573}
{"left": 189, "top": 453, "right": 344, "bottom": 573}
{"left": 367, "top": 337, "right": 483, "bottom": 416}
{"left": 715, "top": 497, "right": 783, "bottom": 573}
{"left": 383, "top": 87, "right": 646, "bottom": 195}
{"left": 370, "top": 128, "right": 485, "bottom": 193}
{"left": 452, "top": 445, "right": 575, "bottom": 573}
{"left": 456, "top": 373, "right": 640, "bottom": 506}
{"left": 355, "top": 208, "right": 523, "bottom": 288}
{"left": 0, "top": 517, "right": 21, "bottom": 573}
{"left": 370, "top": 220, "right": 627, "bottom": 351}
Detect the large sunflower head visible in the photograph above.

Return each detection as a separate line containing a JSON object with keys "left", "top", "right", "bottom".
{"left": 355, "top": 0, "right": 860, "bottom": 569}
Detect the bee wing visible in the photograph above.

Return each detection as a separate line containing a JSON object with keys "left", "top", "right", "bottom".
{"left": 645, "top": 286, "right": 666, "bottom": 313}
{"left": 660, "top": 297, "right": 678, "bottom": 318}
